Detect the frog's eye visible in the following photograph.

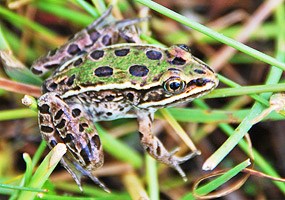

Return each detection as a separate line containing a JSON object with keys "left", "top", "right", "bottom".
{"left": 163, "top": 77, "right": 186, "bottom": 94}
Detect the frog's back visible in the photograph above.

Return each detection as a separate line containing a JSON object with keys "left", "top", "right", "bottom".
{"left": 43, "top": 44, "right": 213, "bottom": 96}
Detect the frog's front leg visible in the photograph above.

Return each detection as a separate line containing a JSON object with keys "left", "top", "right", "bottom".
{"left": 38, "top": 92, "right": 108, "bottom": 192}
{"left": 137, "top": 112, "right": 200, "bottom": 181}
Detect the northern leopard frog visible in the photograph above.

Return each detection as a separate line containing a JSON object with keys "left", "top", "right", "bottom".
{"left": 32, "top": 7, "right": 218, "bottom": 191}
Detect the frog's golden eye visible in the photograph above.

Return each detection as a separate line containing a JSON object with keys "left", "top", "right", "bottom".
{"left": 163, "top": 77, "right": 186, "bottom": 94}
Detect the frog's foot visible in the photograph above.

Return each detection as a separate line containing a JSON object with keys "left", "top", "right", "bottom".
{"left": 137, "top": 112, "right": 200, "bottom": 181}
{"left": 168, "top": 149, "right": 201, "bottom": 181}
{"left": 116, "top": 17, "right": 149, "bottom": 43}
{"left": 38, "top": 92, "right": 106, "bottom": 191}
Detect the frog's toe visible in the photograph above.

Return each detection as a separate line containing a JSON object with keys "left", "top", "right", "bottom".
{"left": 170, "top": 150, "right": 201, "bottom": 181}
{"left": 88, "top": 174, "right": 110, "bottom": 193}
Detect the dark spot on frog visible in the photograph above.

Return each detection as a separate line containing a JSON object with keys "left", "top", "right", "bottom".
{"left": 39, "top": 104, "right": 50, "bottom": 114}
{"left": 91, "top": 135, "right": 101, "bottom": 148}
{"left": 67, "top": 44, "right": 81, "bottom": 55}
{"left": 165, "top": 50, "right": 171, "bottom": 58}
{"left": 40, "top": 125, "right": 54, "bottom": 133}
{"left": 119, "top": 107, "right": 124, "bottom": 111}
{"left": 50, "top": 140, "right": 57, "bottom": 147}
{"left": 102, "top": 34, "right": 112, "bottom": 46}
{"left": 74, "top": 58, "right": 83, "bottom": 66}
{"left": 44, "top": 64, "right": 59, "bottom": 69}
{"left": 146, "top": 50, "right": 162, "bottom": 60}
{"left": 96, "top": 111, "right": 103, "bottom": 117}
{"left": 195, "top": 78, "right": 207, "bottom": 86}
{"left": 94, "top": 66, "right": 113, "bottom": 77}
{"left": 79, "top": 124, "right": 84, "bottom": 132}
{"left": 156, "top": 146, "right": 161, "bottom": 156}
{"left": 66, "top": 74, "right": 76, "bottom": 86}
{"left": 129, "top": 65, "right": 149, "bottom": 77}
{"left": 194, "top": 69, "right": 206, "bottom": 74}
{"left": 54, "top": 109, "right": 64, "bottom": 120}
{"left": 56, "top": 119, "right": 66, "bottom": 129}
{"left": 187, "top": 78, "right": 208, "bottom": 87}
{"left": 89, "top": 30, "right": 101, "bottom": 43}
{"left": 42, "top": 84, "right": 51, "bottom": 94}
{"left": 90, "top": 50, "right": 104, "bottom": 60}
{"left": 81, "top": 123, "right": 89, "bottom": 128}
{"left": 127, "top": 93, "right": 134, "bottom": 101}
{"left": 31, "top": 68, "right": 43, "bottom": 75}
{"left": 168, "top": 68, "right": 181, "bottom": 72}
{"left": 106, "top": 112, "right": 112, "bottom": 116}
{"left": 49, "top": 82, "right": 58, "bottom": 90}
{"left": 115, "top": 48, "right": 130, "bottom": 56}
{"left": 105, "top": 95, "right": 115, "bottom": 101}
{"left": 63, "top": 133, "right": 74, "bottom": 143}
{"left": 80, "top": 146, "right": 91, "bottom": 165}
{"left": 171, "top": 57, "right": 186, "bottom": 65}
{"left": 58, "top": 78, "right": 66, "bottom": 85}
{"left": 72, "top": 108, "right": 81, "bottom": 117}
{"left": 48, "top": 48, "right": 58, "bottom": 57}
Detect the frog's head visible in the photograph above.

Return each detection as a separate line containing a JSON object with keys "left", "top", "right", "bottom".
{"left": 139, "top": 45, "right": 218, "bottom": 109}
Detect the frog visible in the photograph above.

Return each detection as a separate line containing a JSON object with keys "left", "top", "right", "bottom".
{"left": 32, "top": 8, "right": 219, "bottom": 192}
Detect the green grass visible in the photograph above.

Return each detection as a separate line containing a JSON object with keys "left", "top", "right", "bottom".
{"left": 0, "top": 0, "right": 284, "bottom": 199}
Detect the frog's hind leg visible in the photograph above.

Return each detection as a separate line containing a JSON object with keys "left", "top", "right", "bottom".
{"left": 137, "top": 112, "right": 200, "bottom": 181}
{"left": 38, "top": 92, "right": 109, "bottom": 192}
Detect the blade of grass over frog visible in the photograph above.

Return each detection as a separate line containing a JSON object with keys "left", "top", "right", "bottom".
{"left": 95, "top": 124, "right": 142, "bottom": 168}
{"left": 146, "top": 155, "right": 159, "bottom": 200}
{"left": 17, "top": 143, "right": 66, "bottom": 200}
{"left": 164, "top": 108, "right": 284, "bottom": 123}
{"left": 75, "top": 0, "right": 99, "bottom": 18}
{"left": 204, "top": 83, "right": 285, "bottom": 99}
{"left": 135, "top": 0, "right": 285, "bottom": 71}
{"left": 35, "top": 1, "right": 94, "bottom": 26}
{"left": 0, "top": 5, "right": 55, "bottom": 38}
{"left": 194, "top": 159, "right": 250, "bottom": 197}
{"left": 160, "top": 109, "right": 198, "bottom": 151}
{"left": 0, "top": 108, "right": 37, "bottom": 121}
{"left": 38, "top": 193, "right": 129, "bottom": 200}
{"left": 203, "top": 2, "right": 285, "bottom": 172}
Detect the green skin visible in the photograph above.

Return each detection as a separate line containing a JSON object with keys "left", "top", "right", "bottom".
{"left": 35, "top": 21, "right": 218, "bottom": 192}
